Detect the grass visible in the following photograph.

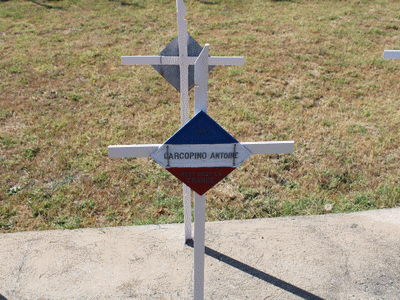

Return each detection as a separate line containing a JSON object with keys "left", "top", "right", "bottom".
{"left": 1, "top": 0, "right": 400, "bottom": 233}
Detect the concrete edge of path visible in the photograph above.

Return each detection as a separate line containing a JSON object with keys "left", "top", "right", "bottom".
{"left": 1, "top": 208, "right": 399, "bottom": 300}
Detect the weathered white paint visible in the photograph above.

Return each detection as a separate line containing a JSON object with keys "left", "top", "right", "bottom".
{"left": 108, "top": 144, "right": 159, "bottom": 158}
{"left": 108, "top": 141, "right": 295, "bottom": 158}
{"left": 176, "top": 0, "right": 192, "bottom": 242}
{"left": 122, "top": 56, "right": 179, "bottom": 65}
{"left": 183, "top": 184, "right": 191, "bottom": 242}
{"left": 151, "top": 143, "right": 252, "bottom": 168}
{"left": 242, "top": 141, "right": 294, "bottom": 155}
{"left": 194, "top": 45, "right": 209, "bottom": 114}
{"left": 384, "top": 50, "right": 400, "bottom": 59}
{"left": 194, "top": 192, "right": 205, "bottom": 300}
{"left": 208, "top": 57, "right": 244, "bottom": 65}
{"left": 177, "top": 0, "right": 187, "bottom": 68}
{"left": 121, "top": 56, "right": 244, "bottom": 66}
{"left": 177, "top": 0, "right": 189, "bottom": 125}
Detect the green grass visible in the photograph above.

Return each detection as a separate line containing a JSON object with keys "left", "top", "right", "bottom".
{"left": 0, "top": 0, "right": 400, "bottom": 233}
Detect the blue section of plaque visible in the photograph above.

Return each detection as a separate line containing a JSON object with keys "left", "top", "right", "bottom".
{"left": 164, "top": 111, "right": 238, "bottom": 145}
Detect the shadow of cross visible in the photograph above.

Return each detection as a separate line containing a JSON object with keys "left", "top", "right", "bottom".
{"left": 109, "top": 45, "right": 294, "bottom": 300}
{"left": 121, "top": 0, "right": 244, "bottom": 243}
{"left": 185, "top": 240, "right": 325, "bottom": 300}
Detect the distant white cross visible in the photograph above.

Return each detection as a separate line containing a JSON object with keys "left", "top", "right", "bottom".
{"left": 122, "top": 0, "right": 244, "bottom": 242}
{"left": 110, "top": 45, "right": 294, "bottom": 300}
{"left": 384, "top": 50, "right": 400, "bottom": 59}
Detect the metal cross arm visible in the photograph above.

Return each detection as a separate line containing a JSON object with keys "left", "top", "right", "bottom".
{"left": 108, "top": 144, "right": 160, "bottom": 158}
{"left": 108, "top": 141, "right": 294, "bottom": 158}
{"left": 384, "top": 50, "right": 400, "bottom": 59}
{"left": 121, "top": 56, "right": 244, "bottom": 66}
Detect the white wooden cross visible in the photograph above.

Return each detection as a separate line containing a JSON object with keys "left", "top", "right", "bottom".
{"left": 384, "top": 50, "right": 400, "bottom": 59}
{"left": 122, "top": 0, "right": 244, "bottom": 243}
{"left": 109, "top": 45, "right": 294, "bottom": 300}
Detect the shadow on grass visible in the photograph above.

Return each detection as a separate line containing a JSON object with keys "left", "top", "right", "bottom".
{"left": 121, "top": 1, "right": 144, "bottom": 6}
{"left": 108, "top": 0, "right": 145, "bottom": 7}
{"left": 198, "top": 0, "right": 220, "bottom": 4}
{"left": 27, "top": 0, "right": 64, "bottom": 9}
{"left": 186, "top": 240, "right": 325, "bottom": 300}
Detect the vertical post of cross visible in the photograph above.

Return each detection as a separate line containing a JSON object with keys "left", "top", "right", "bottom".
{"left": 194, "top": 44, "right": 209, "bottom": 114}
{"left": 176, "top": 0, "right": 193, "bottom": 243}
{"left": 177, "top": 0, "right": 189, "bottom": 125}
{"left": 193, "top": 44, "right": 209, "bottom": 300}
{"left": 193, "top": 192, "right": 205, "bottom": 300}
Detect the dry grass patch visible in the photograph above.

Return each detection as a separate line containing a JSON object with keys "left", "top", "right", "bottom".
{"left": 1, "top": 0, "right": 399, "bottom": 233}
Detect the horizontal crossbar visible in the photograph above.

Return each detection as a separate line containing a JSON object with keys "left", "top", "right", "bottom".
{"left": 108, "top": 141, "right": 294, "bottom": 158}
{"left": 109, "top": 144, "right": 160, "bottom": 158}
{"left": 384, "top": 50, "right": 400, "bottom": 59}
{"left": 121, "top": 56, "right": 244, "bottom": 66}
{"left": 242, "top": 141, "right": 294, "bottom": 155}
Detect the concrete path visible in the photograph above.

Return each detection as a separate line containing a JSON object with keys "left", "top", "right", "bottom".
{"left": 1, "top": 208, "right": 399, "bottom": 300}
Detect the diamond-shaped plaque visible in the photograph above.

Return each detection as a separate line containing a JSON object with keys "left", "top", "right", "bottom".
{"left": 152, "top": 34, "right": 215, "bottom": 92}
{"left": 151, "top": 111, "right": 252, "bottom": 195}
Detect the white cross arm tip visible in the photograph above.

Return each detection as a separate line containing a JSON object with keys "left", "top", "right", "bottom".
{"left": 208, "top": 57, "right": 244, "bottom": 66}
{"left": 384, "top": 50, "right": 400, "bottom": 59}
{"left": 108, "top": 144, "right": 161, "bottom": 158}
{"left": 122, "top": 56, "right": 179, "bottom": 65}
{"left": 242, "top": 141, "right": 294, "bottom": 155}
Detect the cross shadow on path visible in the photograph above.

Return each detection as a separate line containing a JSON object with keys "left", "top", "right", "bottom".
{"left": 186, "top": 240, "right": 325, "bottom": 300}
{"left": 0, "top": 295, "right": 8, "bottom": 300}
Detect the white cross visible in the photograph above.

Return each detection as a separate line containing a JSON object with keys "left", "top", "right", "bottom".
{"left": 122, "top": 0, "right": 244, "bottom": 243}
{"left": 109, "top": 45, "right": 294, "bottom": 300}
{"left": 384, "top": 50, "right": 400, "bottom": 59}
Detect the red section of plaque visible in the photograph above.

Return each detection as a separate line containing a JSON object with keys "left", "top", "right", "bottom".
{"left": 167, "top": 167, "right": 235, "bottom": 195}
